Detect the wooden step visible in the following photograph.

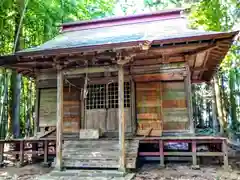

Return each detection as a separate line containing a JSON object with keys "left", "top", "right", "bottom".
{"left": 63, "top": 158, "right": 119, "bottom": 168}
{"left": 63, "top": 147, "right": 138, "bottom": 153}
{"left": 63, "top": 152, "right": 138, "bottom": 159}
{"left": 61, "top": 139, "right": 139, "bottom": 169}
{"left": 64, "top": 142, "right": 139, "bottom": 149}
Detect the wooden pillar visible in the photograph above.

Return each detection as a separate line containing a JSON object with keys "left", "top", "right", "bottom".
{"left": 56, "top": 69, "right": 64, "bottom": 171}
{"left": 34, "top": 88, "right": 40, "bottom": 137}
{"left": 211, "top": 80, "right": 218, "bottom": 134}
{"left": 118, "top": 64, "right": 126, "bottom": 171}
{"left": 34, "top": 73, "right": 40, "bottom": 137}
{"left": 185, "top": 64, "right": 194, "bottom": 134}
{"left": 130, "top": 79, "right": 136, "bottom": 134}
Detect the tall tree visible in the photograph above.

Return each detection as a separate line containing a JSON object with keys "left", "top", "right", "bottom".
{"left": 190, "top": 0, "right": 240, "bottom": 133}
{"left": 0, "top": 0, "right": 115, "bottom": 138}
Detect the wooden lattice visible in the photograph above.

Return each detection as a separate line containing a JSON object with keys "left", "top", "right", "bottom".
{"left": 86, "top": 82, "right": 130, "bottom": 109}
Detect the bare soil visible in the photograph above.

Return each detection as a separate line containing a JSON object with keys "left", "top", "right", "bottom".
{"left": 1, "top": 159, "right": 240, "bottom": 180}
{"left": 133, "top": 163, "right": 240, "bottom": 180}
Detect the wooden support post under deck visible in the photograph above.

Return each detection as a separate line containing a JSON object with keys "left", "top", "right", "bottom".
{"left": 185, "top": 64, "right": 194, "bottom": 134}
{"left": 222, "top": 139, "right": 228, "bottom": 169}
{"left": 130, "top": 79, "right": 136, "bottom": 134}
{"left": 159, "top": 140, "right": 164, "bottom": 168}
{"left": 191, "top": 140, "right": 197, "bottom": 168}
{"left": 0, "top": 143, "right": 4, "bottom": 166}
{"left": 43, "top": 140, "right": 48, "bottom": 166}
{"left": 18, "top": 141, "right": 24, "bottom": 167}
{"left": 118, "top": 64, "right": 126, "bottom": 171}
{"left": 56, "top": 69, "right": 64, "bottom": 171}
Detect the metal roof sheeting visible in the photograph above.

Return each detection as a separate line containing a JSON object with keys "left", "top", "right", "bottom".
{"left": 19, "top": 17, "right": 229, "bottom": 55}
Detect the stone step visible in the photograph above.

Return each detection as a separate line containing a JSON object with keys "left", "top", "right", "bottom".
{"left": 38, "top": 172, "right": 135, "bottom": 180}
{"left": 49, "top": 169, "right": 125, "bottom": 177}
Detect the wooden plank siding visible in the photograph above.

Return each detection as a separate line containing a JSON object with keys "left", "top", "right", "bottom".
{"left": 136, "top": 81, "right": 189, "bottom": 136}
{"left": 38, "top": 87, "right": 81, "bottom": 133}
{"left": 63, "top": 87, "right": 81, "bottom": 133}
{"left": 85, "top": 108, "right": 132, "bottom": 133}
{"left": 136, "top": 82, "right": 163, "bottom": 136}
{"left": 162, "top": 81, "right": 189, "bottom": 131}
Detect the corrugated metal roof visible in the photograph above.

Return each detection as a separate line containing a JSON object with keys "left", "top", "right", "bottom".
{"left": 18, "top": 17, "right": 228, "bottom": 55}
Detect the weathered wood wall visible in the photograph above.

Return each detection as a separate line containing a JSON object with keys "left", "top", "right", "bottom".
{"left": 85, "top": 108, "right": 132, "bottom": 133}
{"left": 38, "top": 87, "right": 81, "bottom": 133}
{"left": 136, "top": 82, "right": 163, "bottom": 136}
{"left": 63, "top": 87, "right": 81, "bottom": 133}
{"left": 39, "top": 89, "right": 57, "bottom": 127}
{"left": 162, "top": 81, "right": 188, "bottom": 131}
{"left": 136, "top": 81, "right": 189, "bottom": 136}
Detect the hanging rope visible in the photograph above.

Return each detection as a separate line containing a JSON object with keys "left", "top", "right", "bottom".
{"left": 83, "top": 63, "right": 89, "bottom": 99}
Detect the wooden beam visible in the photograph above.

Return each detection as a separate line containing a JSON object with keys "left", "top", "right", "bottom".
{"left": 191, "top": 67, "right": 208, "bottom": 71}
{"left": 131, "top": 63, "right": 186, "bottom": 74}
{"left": 133, "top": 56, "right": 185, "bottom": 65}
{"left": 185, "top": 64, "right": 194, "bottom": 134}
{"left": 63, "top": 65, "right": 118, "bottom": 75}
{"left": 118, "top": 64, "right": 126, "bottom": 171}
{"left": 199, "top": 50, "right": 210, "bottom": 79}
{"left": 188, "top": 43, "right": 217, "bottom": 56}
{"left": 56, "top": 67, "right": 64, "bottom": 171}
{"left": 150, "top": 42, "right": 210, "bottom": 55}
{"left": 133, "top": 72, "right": 185, "bottom": 82}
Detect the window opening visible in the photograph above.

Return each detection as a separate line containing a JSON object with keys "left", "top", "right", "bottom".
{"left": 86, "top": 82, "right": 130, "bottom": 109}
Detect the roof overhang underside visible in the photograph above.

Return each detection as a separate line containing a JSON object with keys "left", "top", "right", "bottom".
{"left": 0, "top": 17, "right": 238, "bottom": 82}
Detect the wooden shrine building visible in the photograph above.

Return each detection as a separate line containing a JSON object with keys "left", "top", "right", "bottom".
{"left": 0, "top": 9, "right": 238, "bottom": 171}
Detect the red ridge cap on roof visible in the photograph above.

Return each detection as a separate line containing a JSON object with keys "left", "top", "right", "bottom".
{"left": 62, "top": 8, "right": 184, "bottom": 32}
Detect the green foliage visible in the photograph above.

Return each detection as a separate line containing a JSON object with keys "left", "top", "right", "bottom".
{"left": 189, "top": 0, "right": 240, "bottom": 133}
{"left": 143, "top": 0, "right": 200, "bottom": 10}
{"left": 0, "top": 0, "right": 115, "bottom": 138}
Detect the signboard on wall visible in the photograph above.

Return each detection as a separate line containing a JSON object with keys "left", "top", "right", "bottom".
{"left": 39, "top": 89, "right": 57, "bottom": 127}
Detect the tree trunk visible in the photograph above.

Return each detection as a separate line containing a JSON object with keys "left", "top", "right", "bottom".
{"left": 214, "top": 75, "right": 226, "bottom": 134}
{"left": 229, "top": 69, "right": 237, "bottom": 130}
{"left": 11, "top": 0, "right": 25, "bottom": 138}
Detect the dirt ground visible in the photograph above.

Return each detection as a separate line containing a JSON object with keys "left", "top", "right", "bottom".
{"left": 133, "top": 163, "right": 240, "bottom": 180}
{"left": 1, "top": 159, "right": 240, "bottom": 180}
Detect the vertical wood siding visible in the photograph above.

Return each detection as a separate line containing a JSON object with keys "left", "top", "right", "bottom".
{"left": 85, "top": 108, "right": 131, "bottom": 133}
{"left": 63, "top": 87, "right": 81, "bottom": 133}
{"left": 38, "top": 87, "right": 81, "bottom": 133}
{"left": 39, "top": 89, "right": 57, "bottom": 127}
